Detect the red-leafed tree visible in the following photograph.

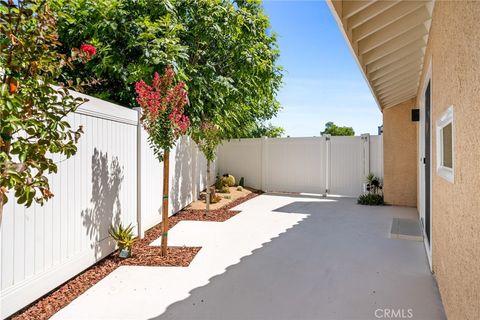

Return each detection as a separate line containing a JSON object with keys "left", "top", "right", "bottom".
{"left": 135, "top": 66, "right": 190, "bottom": 256}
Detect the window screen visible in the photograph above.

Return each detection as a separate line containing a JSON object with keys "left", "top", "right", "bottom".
{"left": 442, "top": 123, "right": 453, "bottom": 168}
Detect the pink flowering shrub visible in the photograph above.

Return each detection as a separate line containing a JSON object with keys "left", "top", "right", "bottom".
{"left": 135, "top": 67, "right": 190, "bottom": 160}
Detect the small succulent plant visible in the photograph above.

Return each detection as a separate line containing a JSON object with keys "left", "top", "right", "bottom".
{"left": 109, "top": 223, "right": 136, "bottom": 257}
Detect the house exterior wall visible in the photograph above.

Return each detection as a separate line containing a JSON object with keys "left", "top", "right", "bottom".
{"left": 416, "top": 2, "right": 480, "bottom": 319}
{"left": 382, "top": 98, "right": 417, "bottom": 207}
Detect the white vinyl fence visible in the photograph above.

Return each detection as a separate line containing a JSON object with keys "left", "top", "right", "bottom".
{"left": 217, "top": 135, "right": 383, "bottom": 197}
{"left": 0, "top": 91, "right": 214, "bottom": 318}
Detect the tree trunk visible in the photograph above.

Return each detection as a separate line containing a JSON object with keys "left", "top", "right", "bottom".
{"left": 161, "top": 149, "right": 170, "bottom": 256}
{"left": 205, "top": 160, "right": 211, "bottom": 216}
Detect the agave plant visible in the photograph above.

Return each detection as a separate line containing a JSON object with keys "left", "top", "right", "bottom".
{"left": 109, "top": 223, "right": 136, "bottom": 257}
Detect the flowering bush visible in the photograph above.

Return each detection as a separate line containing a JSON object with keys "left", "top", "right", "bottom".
{"left": 135, "top": 67, "right": 190, "bottom": 160}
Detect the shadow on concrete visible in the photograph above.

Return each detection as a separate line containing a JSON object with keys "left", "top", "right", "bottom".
{"left": 148, "top": 198, "right": 445, "bottom": 320}
{"left": 273, "top": 200, "right": 342, "bottom": 214}
{"left": 265, "top": 192, "right": 351, "bottom": 201}
{"left": 81, "top": 148, "right": 124, "bottom": 259}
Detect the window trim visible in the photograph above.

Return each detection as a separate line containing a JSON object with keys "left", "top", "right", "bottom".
{"left": 436, "top": 106, "right": 454, "bottom": 183}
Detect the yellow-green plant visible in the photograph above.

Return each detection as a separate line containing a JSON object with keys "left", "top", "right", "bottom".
{"left": 109, "top": 223, "right": 136, "bottom": 251}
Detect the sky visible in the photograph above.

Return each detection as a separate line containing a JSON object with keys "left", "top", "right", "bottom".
{"left": 262, "top": 0, "right": 383, "bottom": 137}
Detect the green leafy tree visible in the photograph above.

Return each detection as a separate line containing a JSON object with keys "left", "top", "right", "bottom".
{"left": 56, "top": 0, "right": 283, "bottom": 208}
{"left": 56, "top": 1, "right": 282, "bottom": 124}
{"left": 57, "top": 0, "right": 187, "bottom": 107}
{"left": 242, "top": 122, "right": 284, "bottom": 138}
{"left": 0, "top": 0, "right": 85, "bottom": 223}
{"left": 178, "top": 0, "right": 283, "bottom": 139}
{"left": 135, "top": 67, "right": 190, "bottom": 256}
{"left": 177, "top": 0, "right": 282, "bottom": 196}
{"left": 321, "top": 121, "right": 355, "bottom": 136}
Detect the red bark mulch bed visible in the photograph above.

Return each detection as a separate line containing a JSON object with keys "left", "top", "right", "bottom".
{"left": 10, "top": 189, "right": 262, "bottom": 320}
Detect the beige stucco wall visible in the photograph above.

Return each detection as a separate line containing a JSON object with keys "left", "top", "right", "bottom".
{"left": 382, "top": 98, "right": 417, "bottom": 207}
{"left": 416, "top": 1, "right": 480, "bottom": 319}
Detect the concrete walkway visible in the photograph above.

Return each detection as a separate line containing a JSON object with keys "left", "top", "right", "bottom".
{"left": 53, "top": 194, "right": 445, "bottom": 320}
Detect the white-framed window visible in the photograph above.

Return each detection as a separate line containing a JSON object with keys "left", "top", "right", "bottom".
{"left": 436, "top": 106, "right": 454, "bottom": 183}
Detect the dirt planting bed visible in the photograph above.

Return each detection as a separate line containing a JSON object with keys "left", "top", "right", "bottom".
{"left": 174, "top": 187, "right": 261, "bottom": 222}
{"left": 188, "top": 186, "right": 252, "bottom": 210}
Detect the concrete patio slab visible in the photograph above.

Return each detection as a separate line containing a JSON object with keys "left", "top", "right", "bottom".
{"left": 52, "top": 194, "right": 445, "bottom": 320}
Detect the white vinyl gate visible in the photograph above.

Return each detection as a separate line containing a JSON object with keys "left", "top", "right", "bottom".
{"left": 217, "top": 135, "right": 383, "bottom": 197}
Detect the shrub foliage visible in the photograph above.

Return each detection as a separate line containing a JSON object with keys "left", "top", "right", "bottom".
{"left": 357, "top": 193, "right": 384, "bottom": 206}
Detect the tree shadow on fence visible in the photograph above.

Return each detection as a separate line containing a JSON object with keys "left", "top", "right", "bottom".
{"left": 171, "top": 138, "right": 193, "bottom": 213}
{"left": 81, "top": 148, "right": 124, "bottom": 260}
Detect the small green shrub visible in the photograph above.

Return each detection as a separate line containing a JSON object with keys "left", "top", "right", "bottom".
{"left": 220, "top": 185, "right": 230, "bottom": 193}
{"left": 236, "top": 186, "right": 243, "bottom": 191}
{"left": 239, "top": 177, "right": 245, "bottom": 187}
{"left": 223, "top": 195, "right": 231, "bottom": 199}
{"left": 357, "top": 193, "right": 384, "bottom": 206}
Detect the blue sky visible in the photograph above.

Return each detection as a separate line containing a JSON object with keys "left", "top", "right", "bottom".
{"left": 263, "top": 0, "right": 382, "bottom": 136}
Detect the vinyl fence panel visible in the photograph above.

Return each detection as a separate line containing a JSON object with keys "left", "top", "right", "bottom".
{"left": 328, "top": 136, "right": 365, "bottom": 197}
{"left": 217, "top": 139, "right": 263, "bottom": 190}
{"left": 1, "top": 94, "right": 138, "bottom": 318}
{"left": 370, "top": 135, "right": 384, "bottom": 180}
{"left": 217, "top": 135, "right": 383, "bottom": 197}
{"left": 265, "top": 137, "right": 327, "bottom": 194}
